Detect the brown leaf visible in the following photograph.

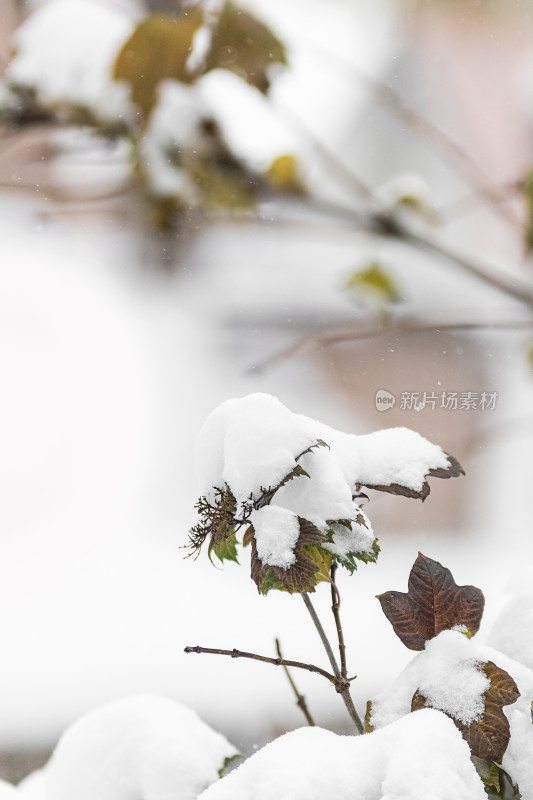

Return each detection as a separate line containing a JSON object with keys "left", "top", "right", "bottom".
{"left": 412, "top": 662, "right": 520, "bottom": 763}
{"left": 378, "top": 553, "right": 485, "bottom": 650}
{"left": 114, "top": 12, "right": 204, "bottom": 117}
{"left": 250, "top": 517, "right": 325, "bottom": 594}
{"left": 365, "top": 453, "right": 464, "bottom": 501}
{"left": 205, "top": 2, "right": 287, "bottom": 93}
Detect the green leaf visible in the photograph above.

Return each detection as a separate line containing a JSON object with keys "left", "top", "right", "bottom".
{"left": 304, "top": 544, "right": 333, "bottom": 584}
{"left": 205, "top": 2, "right": 287, "bottom": 93}
{"left": 208, "top": 532, "right": 239, "bottom": 565}
{"left": 333, "top": 538, "right": 380, "bottom": 575}
{"left": 471, "top": 757, "right": 501, "bottom": 795}
{"left": 345, "top": 262, "right": 401, "bottom": 305}
{"left": 257, "top": 567, "right": 287, "bottom": 595}
{"left": 218, "top": 752, "right": 242, "bottom": 778}
{"left": 114, "top": 12, "right": 204, "bottom": 117}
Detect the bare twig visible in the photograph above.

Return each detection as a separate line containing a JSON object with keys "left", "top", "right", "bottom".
{"left": 299, "top": 194, "right": 533, "bottom": 309}
{"left": 184, "top": 645, "right": 338, "bottom": 685}
{"left": 297, "top": 39, "right": 524, "bottom": 229}
{"left": 275, "top": 638, "right": 316, "bottom": 727}
{"left": 301, "top": 593, "right": 364, "bottom": 734}
{"left": 254, "top": 317, "right": 533, "bottom": 372}
{"left": 330, "top": 563, "right": 347, "bottom": 680}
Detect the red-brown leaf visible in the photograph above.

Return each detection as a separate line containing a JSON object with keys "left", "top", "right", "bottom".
{"left": 378, "top": 553, "right": 485, "bottom": 650}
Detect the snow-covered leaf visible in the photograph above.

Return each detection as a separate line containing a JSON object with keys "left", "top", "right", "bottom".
{"left": 250, "top": 517, "right": 326, "bottom": 594}
{"left": 205, "top": 2, "right": 287, "bottom": 94}
{"left": 413, "top": 661, "right": 520, "bottom": 763}
{"left": 378, "top": 553, "right": 485, "bottom": 650}
{"left": 114, "top": 12, "right": 204, "bottom": 116}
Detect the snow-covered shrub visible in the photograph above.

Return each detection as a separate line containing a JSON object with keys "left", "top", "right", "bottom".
{"left": 184, "top": 393, "right": 528, "bottom": 798}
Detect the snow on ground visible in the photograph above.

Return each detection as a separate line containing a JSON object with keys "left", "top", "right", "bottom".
{"left": 45, "top": 696, "right": 236, "bottom": 800}
{"left": 199, "top": 709, "right": 486, "bottom": 800}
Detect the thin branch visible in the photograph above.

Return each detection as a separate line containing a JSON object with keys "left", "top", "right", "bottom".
{"left": 301, "top": 594, "right": 364, "bottom": 734}
{"left": 253, "top": 317, "right": 533, "bottom": 372}
{"left": 297, "top": 39, "right": 524, "bottom": 230}
{"left": 330, "top": 563, "right": 347, "bottom": 680}
{"left": 184, "top": 645, "right": 338, "bottom": 685}
{"left": 437, "top": 180, "right": 524, "bottom": 223}
{"left": 275, "top": 638, "right": 316, "bottom": 727}
{"left": 300, "top": 194, "right": 533, "bottom": 310}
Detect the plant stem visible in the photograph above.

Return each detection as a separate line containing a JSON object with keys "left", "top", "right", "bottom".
{"left": 275, "top": 638, "right": 316, "bottom": 727}
{"left": 184, "top": 645, "right": 338, "bottom": 685}
{"left": 330, "top": 563, "right": 347, "bottom": 679}
{"left": 301, "top": 594, "right": 364, "bottom": 734}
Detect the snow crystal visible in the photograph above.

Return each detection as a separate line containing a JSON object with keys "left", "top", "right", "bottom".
{"left": 250, "top": 506, "right": 300, "bottom": 568}
{"left": 7, "top": 0, "right": 136, "bottom": 124}
{"left": 45, "top": 695, "right": 237, "bottom": 800}
{"left": 198, "top": 710, "right": 485, "bottom": 800}
{"left": 371, "top": 630, "right": 489, "bottom": 728}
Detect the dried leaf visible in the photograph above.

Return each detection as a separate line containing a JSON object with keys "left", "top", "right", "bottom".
{"left": 250, "top": 517, "right": 325, "bottom": 594}
{"left": 205, "top": 2, "right": 287, "bottom": 93}
{"left": 365, "top": 453, "right": 464, "bottom": 501}
{"left": 378, "top": 553, "right": 485, "bottom": 650}
{"left": 363, "top": 700, "right": 375, "bottom": 733}
{"left": 114, "top": 12, "right": 204, "bottom": 116}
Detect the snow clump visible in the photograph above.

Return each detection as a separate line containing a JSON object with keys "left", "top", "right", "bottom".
{"left": 198, "top": 709, "right": 486, "bottom": 800}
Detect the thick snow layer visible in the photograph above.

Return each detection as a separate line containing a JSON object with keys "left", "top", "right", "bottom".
{"left": 487, "top": 575, "right": 533, "bottom": 671}
{"left": 199, "top": 710, "right": 485, "bottom": 800}
{"left": 17, "top": 769, "right": 45, "bottom": 799}
{"left": 370, "top": 631, "right": 533, "bottom": 798}
{"left": 7, "top": 0, "right": 136, "bottom": 123}
{"left": 371, "top": 631, "right": 490, "bottom": 729}
{"left": 250, "top": 506, "right": 300, "bottom": 568}
{"left": 195, "top": 394, "right": 316, "bottom": 507}
{"left": 45, "top": 695, "right": 237, "bottom": 800}
{"left": 0, "top": 781, "right": 18, "bottom": 798}
{"left": 195, "top": 393, "right": 454, "bottom": 562}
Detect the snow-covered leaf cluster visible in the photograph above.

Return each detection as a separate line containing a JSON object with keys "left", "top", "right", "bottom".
{"left": 1, "top": 0, "right": 295, "bottom": 226}
{"left": 190, "top": 392, "right": 462, "bottom": 594}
